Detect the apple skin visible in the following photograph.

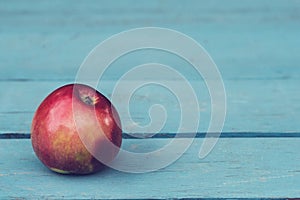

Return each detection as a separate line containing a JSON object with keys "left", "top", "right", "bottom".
{"left": 31, "top": 84, "right": 122, "bottom": 175}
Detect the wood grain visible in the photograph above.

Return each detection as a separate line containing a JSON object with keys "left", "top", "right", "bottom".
{"left": 1, "top": 0, "right": 300, "bottom": 81}
{"left": 0, "top": 79, "right": 299, "bottom": 134}
{"left": 0, "top": 138, "right": 299, "bottom": 199}
{"left": 0, "top": 0, "right": 300, "bottom": 137}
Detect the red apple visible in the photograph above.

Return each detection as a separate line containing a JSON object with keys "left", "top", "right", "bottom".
{"left": 31, "top": 84, "right": 122, "bottom": 175}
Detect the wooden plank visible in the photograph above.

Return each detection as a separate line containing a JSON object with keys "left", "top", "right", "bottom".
{"left": 0, "top": 138, "right": 299, "bottom": 199}
{"left": 0, "top": 1, "right": 299, "bottom": 135}
{"left": 1, "top": 30, "right": 300, "bottom": 81}
{"left": 0, "top": 1, "right": 299, "bottom": 136}
{"left": 0, "top": 79, "right": 299, "bottom": 134}
{"left": 1, "top": 31, "right": 300, "bottom": 81}
{"left": 2, "top": 0, "right": 299, "bottom": 32}
{"left": 0, "top": 0, "right": 299, "bottom": 81}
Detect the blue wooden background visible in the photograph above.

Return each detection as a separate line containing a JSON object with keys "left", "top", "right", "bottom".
{"left": 0, "top": 0, "right": 300, "bottom": 199}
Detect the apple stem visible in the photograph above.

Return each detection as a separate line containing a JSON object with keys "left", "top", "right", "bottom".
{"left": 83, "top": 96, "right": 94, "bottom": 105}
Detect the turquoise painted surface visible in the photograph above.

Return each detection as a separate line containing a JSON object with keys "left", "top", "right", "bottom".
{"left": 0, "top": 79, "right": 300, "bottom": 133}
{"left": 0, "top": 139, "right": 299, "bottom": 199}
{"left": 0, "top": 0, "right": 300, "bottom": 199}
{"left": 0, "top": 0, "right": 300, "bottom": 134}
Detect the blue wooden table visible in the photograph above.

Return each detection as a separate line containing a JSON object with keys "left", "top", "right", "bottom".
{"left": 1, "top": 0, "right": 300, "bottom": 199}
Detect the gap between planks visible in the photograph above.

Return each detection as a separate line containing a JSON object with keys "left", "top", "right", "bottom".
{"left": 1, "top": 132, "right": 300, "bottom": 139}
